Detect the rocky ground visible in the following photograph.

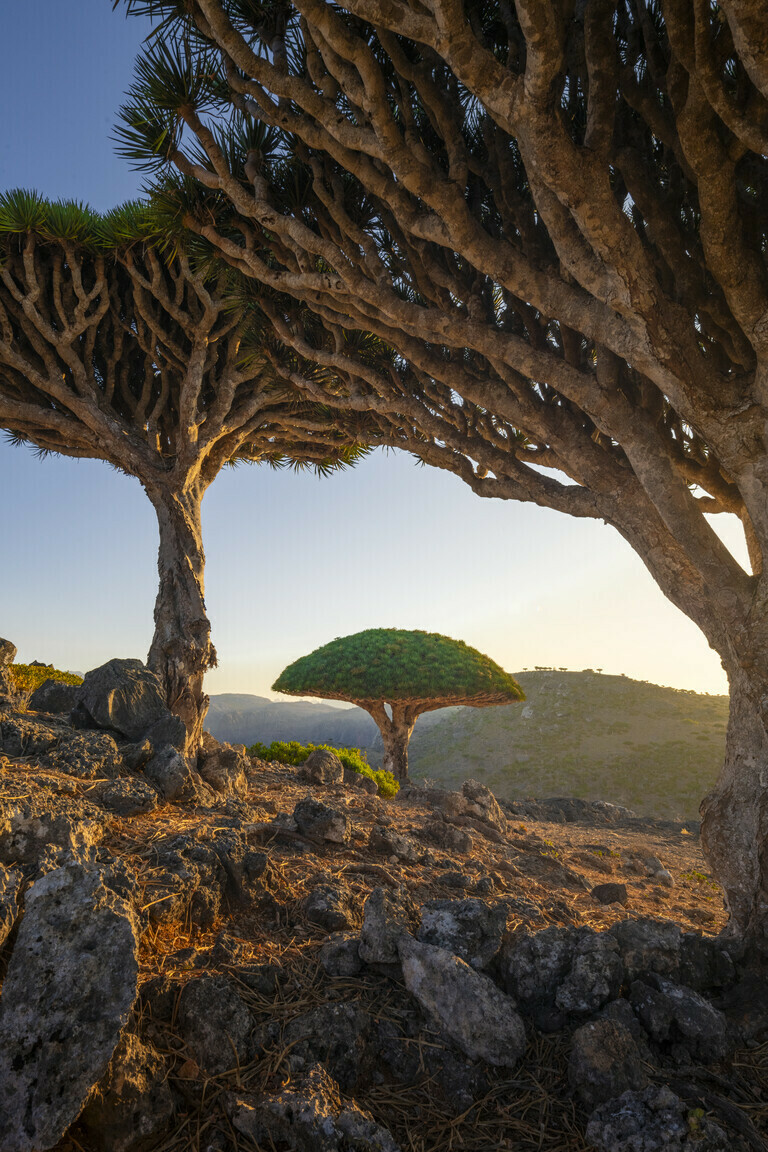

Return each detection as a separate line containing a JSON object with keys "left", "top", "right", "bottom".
{"left": 1, "top": 645, "right": 768, "bottom": 1152}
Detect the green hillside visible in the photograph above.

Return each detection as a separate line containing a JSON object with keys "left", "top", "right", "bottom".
{"left": 407, "top": 670, "right": 728, "bottom": 821}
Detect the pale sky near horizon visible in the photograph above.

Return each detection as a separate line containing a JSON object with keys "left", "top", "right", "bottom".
{"left": 0, "top": 1, "right": 746, "bottom": 699}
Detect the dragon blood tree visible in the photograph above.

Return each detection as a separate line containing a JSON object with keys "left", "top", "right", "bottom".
{"left": 0, "top": 192, "right": 367, "bottom": 750}
{"left": 273, "top": 628, "right": 524, "bottom": 780}
{"left": 118, "top": 1, "right": 768, "bottom": 947}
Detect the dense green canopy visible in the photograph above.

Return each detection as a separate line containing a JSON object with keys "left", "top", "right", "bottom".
{"left": 273, "top": 628, "right": 524, "bottom": 706}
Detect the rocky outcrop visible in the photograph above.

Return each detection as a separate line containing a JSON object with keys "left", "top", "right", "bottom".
{"left": 0, "top": 864, "right": 140, "bottom": 1152}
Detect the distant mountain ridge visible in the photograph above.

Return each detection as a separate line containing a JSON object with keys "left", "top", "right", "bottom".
{"left": 208, "top": 671, "right": 728, "bottom": 820}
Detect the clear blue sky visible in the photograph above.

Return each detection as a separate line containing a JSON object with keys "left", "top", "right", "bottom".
{"left": 0, "top": 1, "right": 744, "bottom": 697}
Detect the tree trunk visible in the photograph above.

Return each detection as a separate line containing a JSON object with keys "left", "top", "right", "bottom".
{"left": 146, "top": 483, "right": 216, "bottom": 754}
{"left": 365, "top": 702, "right": 418, "bottom": 781}
{"left": 700, "top": 661, "right": 768, "bottom": 954}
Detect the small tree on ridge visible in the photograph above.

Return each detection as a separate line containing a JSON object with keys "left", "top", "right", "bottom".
{"left": 273, "top": 628, "right": 524, "bottom": 780}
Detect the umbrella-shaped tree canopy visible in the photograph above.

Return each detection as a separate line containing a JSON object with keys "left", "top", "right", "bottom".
{"left": 274, "top": 628, "right": 524, "bottom": 779}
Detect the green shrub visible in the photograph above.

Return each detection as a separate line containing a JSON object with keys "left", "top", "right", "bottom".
{"left": 246, "top": 739, "right": 399, "bottom": 797}
{"left": 10, "top": 664, "right": 82, "bottom": 695}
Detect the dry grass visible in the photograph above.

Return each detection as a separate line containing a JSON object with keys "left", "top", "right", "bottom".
{"left": 3, "top": 752, "right": 756, "bottom": 1152}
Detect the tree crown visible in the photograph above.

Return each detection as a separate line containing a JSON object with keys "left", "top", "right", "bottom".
{"left": 273, "top": 628, "right": 524, "bottom": 706}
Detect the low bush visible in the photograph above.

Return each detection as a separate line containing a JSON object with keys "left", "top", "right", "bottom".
{"left": 246, "top": 739, "right": 399, "bottom": 797}
{"left": 10, "top": 664, "right": 82, "bottom": 695}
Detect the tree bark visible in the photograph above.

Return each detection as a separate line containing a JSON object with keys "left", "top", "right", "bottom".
{"left": 146, "top": 483, "right": 217, "bottom": 754}
{"left": 701, "top": 661, "right": 768, "bottom": 954}
{"left": 364, "top": 702, "right": 418, "bottom": 781}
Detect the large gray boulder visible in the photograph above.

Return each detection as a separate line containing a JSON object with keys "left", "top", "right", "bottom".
{"left": 0, "top": 864, "right": 140, "bottom": 1152}
{"left": 398, "top": 935, "right": 526, "bottom": 1067}
{"left": 76, "top": 658, "right": 185, "bottom": 746}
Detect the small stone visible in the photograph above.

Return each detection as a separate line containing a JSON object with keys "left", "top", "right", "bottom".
{"left": 303, "top": 747, "right": 344, "bottom": 785}
{"left": 569, "top": 1019, "right": 648, "bottom": 1106}
{"left": 177, "top": 975, "right": 253, "bottom": 1075}
{"left": 610, "top": 917, "right": 681, "bottom": 981}
{"left": 144, "top": 745, "right": 210, "bottom": 804}
{"left": 399, "top": 936, "right": 526, "bottom": 1067}
{"left": 359, "top": 886, "right": 417, "bottom": 966}
{"left": 585, "top": 1084, "right": 730, "bottom": 1151}
{"left": 369, "top": 824, "right": 420, "bottom": 863}
{"left": 424, "top": 819, "right": 473, "bottom": 855}
{"left": 228, "top": 1064, "right": 401, "bottom": 1152}
{"left": 417, "top": 898, "right": 508, "bottom": 969}
{"left": 592, "top": 882, "right": 628, "bottom": 906}
{"left": 319, "top": 933, "right": 363, "bottom": 977}
{"left": 302, "top": 882, "right": 358, "bottom": 932}
{"left": 629, "top": 974, "right": 732, "bottom": 1062}
{"left": 282, "top": 1002, "right": 372, "bottom": 1091}
{"left": 199, "top": 733, "right": 249, "bottom": 798}
{"left": 94, "top": 776, "right": 159, "bottom": 817}
{"left": 554, "top": 932, "right": 624, "bottom": 1015}
{"left": 80, "top": 1032, "right": 175, "bottom": 1152}
{"left": 293, "top": 796, "right": 351, "bottom": 844}
{"left": 0, "top": 863, "right": 21, "bottom": 946}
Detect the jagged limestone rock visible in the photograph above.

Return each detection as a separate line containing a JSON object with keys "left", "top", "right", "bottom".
{"left": 0, "top": 864, "right": 140, "bottom": 1152}
{"left": 398, "top": 935, "right": 526, "bottom": 1067}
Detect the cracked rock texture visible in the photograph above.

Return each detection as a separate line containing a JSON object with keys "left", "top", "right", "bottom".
{"left": 0, "top": 863, "right": 140, "bottom": 1152}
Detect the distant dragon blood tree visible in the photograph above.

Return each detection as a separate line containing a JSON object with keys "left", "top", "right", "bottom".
{"left": 274, "top": 628, "right": 524, "bottom": 779}
{"left": 0, "top": 193, "right": 367, "bottom": 750}
{"left": 117, "top": 0, "right": 768, "bottom": 948}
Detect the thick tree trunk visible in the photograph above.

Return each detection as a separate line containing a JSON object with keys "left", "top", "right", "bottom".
{"left": 146, "top": 483, "right": 216, "bottom": 754}
{"left": 366, "top": 702, "right": 418, "bottom": 781}
{"left": 701, "top": 662, "right": 768, "bottom": 954}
